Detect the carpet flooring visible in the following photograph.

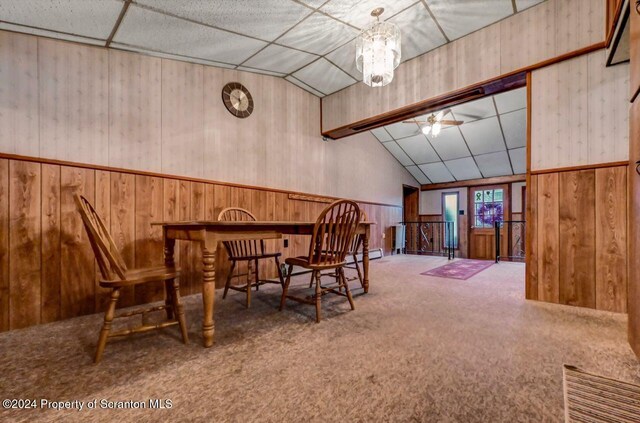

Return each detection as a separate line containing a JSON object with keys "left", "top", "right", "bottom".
{"left": 0, "top": 255, "right": 639, "bottom": 422}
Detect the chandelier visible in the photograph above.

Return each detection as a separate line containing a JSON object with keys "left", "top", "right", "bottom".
{"left": 355, "top": 7, "right": 401, "bottom": 88}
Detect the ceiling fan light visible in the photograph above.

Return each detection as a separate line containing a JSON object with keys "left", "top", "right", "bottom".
{"left": 422, "top": 125, "right": 431, "bottom": 135}
{"left": 356, "top": 10, "right": 401, "bottom": 88}
{"left": 432, "top": 122, "right": 442, "bottom": 137}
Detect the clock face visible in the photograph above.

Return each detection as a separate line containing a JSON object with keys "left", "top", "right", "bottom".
{"left": 222, "top": 82, "right": 254, "bottom": 118}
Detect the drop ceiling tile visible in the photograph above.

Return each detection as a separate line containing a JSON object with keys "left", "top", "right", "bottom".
{"left": 460, "top": 117, "right": 506, "bottom": 155}
{"left": 397, "top": 134, "right": 440, "bottom": 165}
{"left": 242, "top": 44, "right": 318, "bottom": 74}
{"left": 428, "top": 126, "right": 470, "bottom": 160}
{"left": 135, "top": 0, "right": 311, "bottom": 41}
{"left": 450, "top": 97, "right": 496, "bottom": 122}
{"left": 111, "top": 43, "right": 237, "bottom": 68}
{"left": 509, "top": 147, "right": 526, "bottom": 174}
{"left": 324, "top": 39, "right": 361, "bottom": 80}
{"left": 298, "top": 0, "right": 326, "bottom": 8}
{"left": 321, "top": 0, "right": 417, "bottom": 29}
{"left": 385, "top": 121, "right": 421, "bottom": 139}
{"left": 114, "top": 5, "right": 267, "bottom": 65}
{"left": 276, "top": 12, "right": 358, "bottom": 55}
{"left": 516, "top": 0, "right": 546, "bottom": 12}
{"left": 500, "top": 109, "right": 527, "bottom": 149}
{"left": 292, "top": 58, "right": 356, "bottom": 95}
{"left": 0, "top": 0, "right": 123, "bottom": 39}
{"left": 418, "top": 162, "right": 455, "bottom": 183}
{"left": 0, "top": 22, "right": 106, "bottom": 46}
{"left": 383, "top": 141, "right": 414, "bottom": 166}
{"left": 388, "top": 2, "right": 447, "bottom": 61}
{"left": 371, "top": 127, "right": 393, "bottom": 142}
{"left": 475, "top": 151, "right": 513, "bottom": 177}
{"left": 426, "top": 0, "right": 513, "bottom": 40}
{"left": 285, "top": 76, "right": 324, "bottom": 97}
{"left": 494, "top": 87, "right": 527, "bottom": 114}
{"left": 236, "top": 66, "right": 286, "bottom": 77}
{"left": 444, "top": 157, "right": 482, "bottom": 181}
{"left": 406, "top": 165, "right": 431, "bottom": 185}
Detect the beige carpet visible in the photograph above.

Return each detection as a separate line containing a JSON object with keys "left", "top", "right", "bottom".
{"left": 0, "top": 255, "right": 638, "bottom": 422}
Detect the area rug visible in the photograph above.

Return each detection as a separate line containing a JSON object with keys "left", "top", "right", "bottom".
{"left": 421, "top": 259, "right": 493, "bottom": 280}
{"left": 563, "top": 364, "right": 640, "bottom": 422}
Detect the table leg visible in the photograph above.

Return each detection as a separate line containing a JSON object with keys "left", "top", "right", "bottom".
{"left": 202, "top": 246, "right": 216, "bottom": 348}
{"left": 362, "top": 226, "right": 370, "bottom": 293}
{"left": 164, "top": 237, "right": 176, "bottom": 319}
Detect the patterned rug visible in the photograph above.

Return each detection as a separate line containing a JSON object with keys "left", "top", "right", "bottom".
{"left": 421, "top": 259, "right": 494, "bottom": 280}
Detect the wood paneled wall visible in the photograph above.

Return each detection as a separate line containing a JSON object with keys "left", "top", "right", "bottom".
{"left": 322, "top": 0, "right": 604, "bottom": 131}
{"left": 0, "top": 157, "right": 402, "bottom": 331}
{"left": 531, "top": 50, "right": 629, "bottom": 170}
{"left": 526, "top": 165, "right": 628, "bottom": 313}
{"left": 0, "top": 30, "right": 417, "bottom": 207}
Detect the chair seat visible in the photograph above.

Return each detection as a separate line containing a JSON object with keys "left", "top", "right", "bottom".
{"left": 285, "top": 256, "right": 346, "bottom": 270}
{"left": 99, "top": 266, "right": 180, "bottom": 287}
{"left": 229, "top": 251, "right": 282, "bottom": 261}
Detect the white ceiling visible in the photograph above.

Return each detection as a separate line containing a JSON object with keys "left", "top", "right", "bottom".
{"left": 373, "top": 87, "right": 527, "bottom": 185}
{"left": 0, "top": 0, "right": 546, "bottom": 97}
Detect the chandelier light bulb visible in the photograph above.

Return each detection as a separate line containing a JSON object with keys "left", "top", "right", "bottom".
{"left": 356, "top": 8, "right": 401, "bottom": 88}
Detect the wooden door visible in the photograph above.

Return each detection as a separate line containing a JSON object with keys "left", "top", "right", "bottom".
{"left": 468, "top": 184, "right": 509, "bottom": 260}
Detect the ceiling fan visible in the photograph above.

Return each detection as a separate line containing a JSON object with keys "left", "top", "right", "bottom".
{"left": 403, "top": 109, "right": 463, "bottom": 138}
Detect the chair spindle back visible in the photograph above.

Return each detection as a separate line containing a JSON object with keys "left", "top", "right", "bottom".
{"left": 349, "top": 211, "right": 368, "bottom": 253}
{"left": 218, "top": 207, "right": 265, "bottom": 258}
{"left": 74, "top": 195, "right": 128, "bottom": 281}
{"left": 309, "top": 200, "right": 361, "bottom": 266}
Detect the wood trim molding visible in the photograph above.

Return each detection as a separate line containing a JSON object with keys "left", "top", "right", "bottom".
{"left": 606, "top": 0, "right": 625, "bottom": 48}
{"left": 0, "top": 152, "right": 402, "bottom": 209}
{"left": 530, "top": 161, "right": 629, "bottom": 175}
{"left": 322, "top": 42, "right": 606, "bottom": 140}
{"left": 420, "top": 174, "right": 526, "bottom": 191}
{"left": 288, "top": 193, "right": 333, "bottom": 204}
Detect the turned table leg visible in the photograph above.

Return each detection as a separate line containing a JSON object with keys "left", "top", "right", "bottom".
{"left": 201, "top": 246, "right": 216, "bottom": 348}
{"left": 362, "top": 226, "right": 370, "bottom": 293}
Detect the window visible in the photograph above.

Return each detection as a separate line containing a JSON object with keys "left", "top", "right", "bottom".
{"left": 473, "top": 188, "right": 504, "bottom": 228}
{"left": 442, "top": 192, "right": 459, "bottom": 248}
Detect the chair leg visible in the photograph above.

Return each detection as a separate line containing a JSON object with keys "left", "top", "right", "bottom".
{"left": 254, "top": 258, "right": 260, "bottom": 291}
{"left": 246, "top": 260, "right": 253, "bottom": 308}
{"left": 336, "top": 268, "right": 342, "bottom": 292}
{"left": 340, "top": 268, "right": 355, "bottom": 310}
{"left": 354, "top": 253, "right": 364, "bottom": 288}
{"left": 94, "top": 288, "right": 120, "bottom": 364}
{"left": 279, "top": 264, "right": 293, "bottom": 311}
{"left": 308, "top": 272, "right": 314, "bottom": 288}
{"left": 223, "top": 261, "right": 236, "bottom": 300}
{"left": 314, "top": 270, "right": 322, "bottom": 323}
{"left": 275, "top": 256, "right": 284, "bottom": 288}
{"left": 164, "top": 279, "right": 174, "bottom": 319}
{"left": 171, "top": 279, "right": 189, "bottom": 344}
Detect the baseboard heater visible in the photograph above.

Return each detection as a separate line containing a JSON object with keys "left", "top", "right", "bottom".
{"left": 266, "top": 248, "right": 384, "bottom": 282}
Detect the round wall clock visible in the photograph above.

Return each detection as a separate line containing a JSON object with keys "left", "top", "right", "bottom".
{"left": 222, "top": 82, "right": 254, "bottom": 118}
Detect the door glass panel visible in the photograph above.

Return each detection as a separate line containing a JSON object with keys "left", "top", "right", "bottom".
{"left": 473, "top": 188, "right": 504, "bottom": 228}
{"left": 443, "top": 193, "right": 459, "bottom": 248}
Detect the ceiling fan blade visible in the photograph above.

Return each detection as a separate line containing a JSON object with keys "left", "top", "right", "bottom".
{"left": 435, "top": 110, "right": 445, "bottom": 121}
{"left": 402, "top": 120, "right": 427, "bottom": 124}
{"left": 440, "top": 120, "right": 464, "bottom": 125}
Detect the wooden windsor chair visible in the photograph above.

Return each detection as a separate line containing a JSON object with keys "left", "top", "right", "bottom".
{"left": 218, "top": 207, "right": 285, "bottom": 308}
{"left": 279, "top": 200, "right": 361, "bottom": 322}
{"left": 75, "top": 195, "right": 188, "bottom": 363}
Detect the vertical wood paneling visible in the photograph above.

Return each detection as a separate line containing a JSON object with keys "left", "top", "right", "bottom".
{"left": 108, "top": 50, "right": 162, "bottom": 172}
{"left": 558, "top": 170, "right": 595, "bottom": 308}
{"left": 134, "top": 175, "right": 164, "bottom": 304}
{"left": 456, "top": 24, "right": 501, "bottom": 89}
{"left": 41, "top": 164, "right": 61, "bottom": 323}
{"left": 0, "top": 159, "right": 8, "bottom": 330}
{"left": 60, "top": 166, "right": 95, "bottom": 319}
{"left": 161, "top": 60, "right": 204, "bottom": 178}
{"left": 537, "top": 173, "right": 559, "bottom": 303}
{"left": 213, "top": 184, "right": 231, "bottom": 287}
{"left": 629, "top": 97, "right": 640, "bottom": 355}
{"left": 38, "top": 38, "right": 108, "bottom": 165}
{"left": 9, "top": 161, "right": 41, "bottom": 329}
{"left": 0, "top": 32, "right": 39, "bottom": 156}
{"left": 595, "top": 166, "right": 627, "bottom": 312}
{"left": 94, "top": 170, "right": 111, "bottom": 310}
{"left": 110, "top": 172, "right": 135, "bottom": 307}
{"left": 526, "top": 174, "right": 539, "bottom": 300}
{"left": 190, "top": 182, "right": 205, "bottom": 293}
{"left": 555, "top": 0, "right": 603, "bottom": 56}
{"left": 178, "top": 180, "right": 192, "bottom": 294}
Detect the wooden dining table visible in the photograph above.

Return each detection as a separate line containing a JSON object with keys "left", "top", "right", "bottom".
{"left": 151, "top": 221, "right": 373, "bottom": 347}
